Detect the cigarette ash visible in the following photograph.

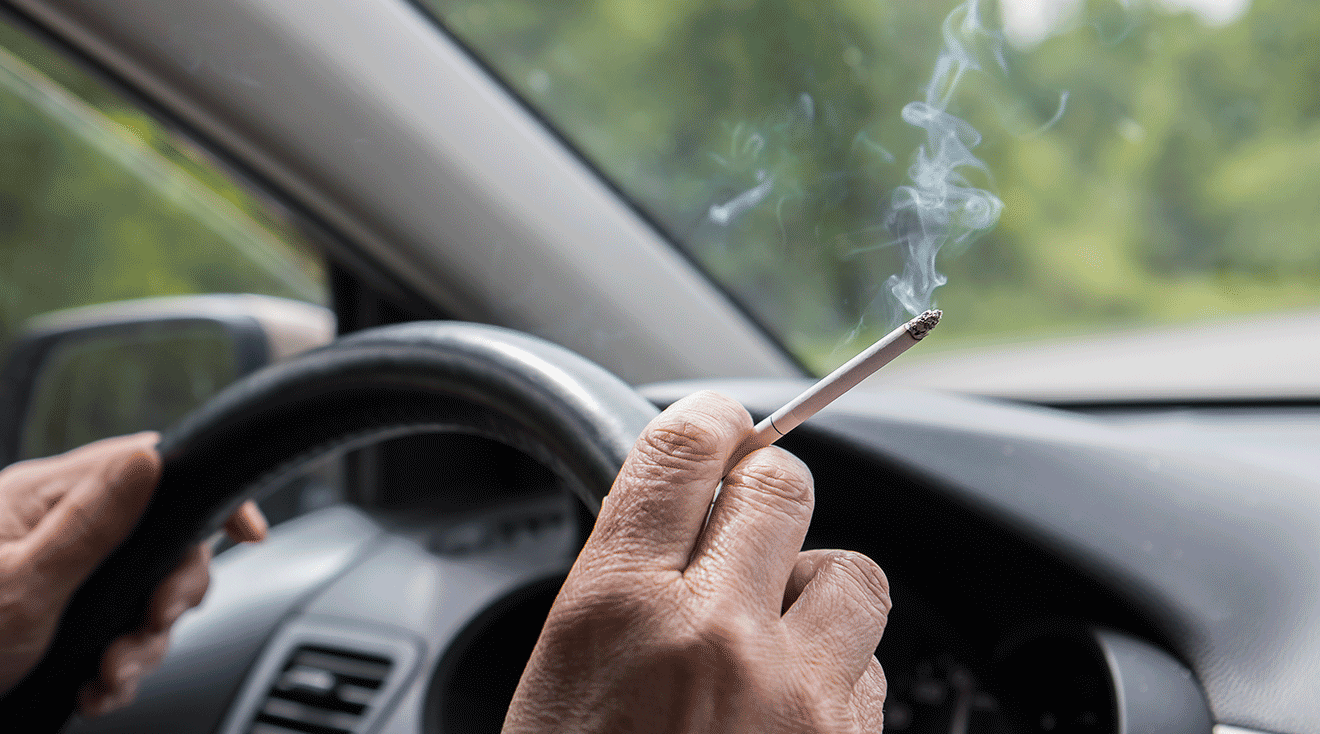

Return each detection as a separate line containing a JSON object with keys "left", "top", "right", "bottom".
{"left": 904, "top": 309, "right": 943, "bottom": 340}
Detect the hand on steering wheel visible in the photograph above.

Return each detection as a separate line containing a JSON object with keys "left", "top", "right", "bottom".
{"left": 505, "top": 391, "right": 891, "bottom": 733}
{"left": 0, "top": 433, "right": 266, "bottom": 716}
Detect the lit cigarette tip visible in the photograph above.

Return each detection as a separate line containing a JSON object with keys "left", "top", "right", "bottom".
{"left": 905, "top": 309, "right": 942, "bottom": 340}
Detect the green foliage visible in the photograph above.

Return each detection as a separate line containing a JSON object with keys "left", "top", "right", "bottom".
{"left": 0, "top": 20, "right": 325, "bottom": 348}
{"left": 424, "top": 0, "right": 1320, "bottom": 372}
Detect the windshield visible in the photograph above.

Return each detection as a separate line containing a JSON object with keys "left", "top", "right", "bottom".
{"left": 419, "top": 0, "right": 1319, "bottom": 374}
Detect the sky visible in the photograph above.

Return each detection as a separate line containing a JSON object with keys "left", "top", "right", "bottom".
{"left": 998, "top": 0, "right": 1253, "bottom": 46}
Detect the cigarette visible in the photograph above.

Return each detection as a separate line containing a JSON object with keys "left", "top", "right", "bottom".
{"left": 724, "top": 309, "right": 941, "bottom": 476}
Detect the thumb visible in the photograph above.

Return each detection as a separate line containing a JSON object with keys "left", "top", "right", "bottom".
{"left": 24, "top": 439, "right": 162, "bottom": 601}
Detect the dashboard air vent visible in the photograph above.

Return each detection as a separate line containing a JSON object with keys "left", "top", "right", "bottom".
{"left": 248, "top": 646, "right": 393, "bottom": 734}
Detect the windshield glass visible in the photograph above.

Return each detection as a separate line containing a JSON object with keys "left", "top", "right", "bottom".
{"left": 419, "top": 0, "right": 1319, "bottom": 374}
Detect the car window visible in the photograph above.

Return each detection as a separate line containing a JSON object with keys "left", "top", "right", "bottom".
{"left": 0, "top": 18, "right": 339, "bottom": 528}
{"left": 418, "top": 0, "right": 1320, "bottom": 374}
{"left": 0, "top": 22, "right": 324, "bottom": 338}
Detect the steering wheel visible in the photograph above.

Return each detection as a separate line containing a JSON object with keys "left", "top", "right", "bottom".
{"left": 0, "top": 322, "right": 661, "bottom": 732}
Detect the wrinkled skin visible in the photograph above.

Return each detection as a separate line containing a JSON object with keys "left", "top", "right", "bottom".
{"left": 505, "top": 392, "right": 891, "bottom": 733}
{"left": 0, "top": 432, "right": 267, "bottom": 716}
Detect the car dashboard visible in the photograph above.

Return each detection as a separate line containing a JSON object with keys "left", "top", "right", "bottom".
{"left": 67, "top": 382, "right": 1320, "bottom": 734}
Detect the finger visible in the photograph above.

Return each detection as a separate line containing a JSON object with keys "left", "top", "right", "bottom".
{"left": 590, "top": 391, "right": 752, "bottom": 571}
{"left": 21, "top": 432, "right": 161, "bottom": 485}
{"left": 23, "top": 438, "right": 163, "bottom": 599}
{"left": 0, "top": 432, "right": 159, "bottom": 538}
{"left": 686, "top": 447, "right": 814, "bottom": 610}
{"left": 146, "top": 543, "right": 212, "bottom": 632}
{"left": 79, "top": 629, "right": 169, "bottom": 716}
{"left": 224, "top": 501, "right": 268, "bottom": 543}
{"left": 15, "top": 432, "right": 159, "bottom": 473}
{"left": 783, "top": 550, "right": 891, "bottom": 686}
{"left": 851, "top": 657, "right": 887, "bottom": 731}
{"left": 782, "top": 549, "right": 834, "bottom": 613}
{"left": 100, "top": 630, "right": 170, "bottom": 687}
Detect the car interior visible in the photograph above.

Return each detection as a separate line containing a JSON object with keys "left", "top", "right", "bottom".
{"left": 0, "top": 1, "right": 1316, "bottom": 733}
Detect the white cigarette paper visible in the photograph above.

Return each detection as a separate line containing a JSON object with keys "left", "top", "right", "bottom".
{"left": 724, "top": 309, "right": 942, "bottom": 476}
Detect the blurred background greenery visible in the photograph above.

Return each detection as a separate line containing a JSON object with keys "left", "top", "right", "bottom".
{"left": 0, "top": 19, "right": 325, "bottom": 348}
{"left": 2, "top": 1, "right": 1316, "bottom": 376}
{"left": 422, "top": 0, "right": 1320, "bottom": 372}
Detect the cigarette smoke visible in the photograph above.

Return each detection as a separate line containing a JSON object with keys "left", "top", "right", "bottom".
{"left": 705, "top": 98, "right": 817, "bottom": 230}
{"left": 701, "top": 1, "right": 1018, "bottom": 340}
{"left": 881, "top": 0, "right": 1005, "bottom": 320}
{"left": 709, "top": 170, "right": 774, "bottom": 226}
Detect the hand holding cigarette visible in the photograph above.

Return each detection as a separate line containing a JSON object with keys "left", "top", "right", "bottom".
{"left": 506, "top": 392, "right": 889, "bottom": 734}
{"left": 508, "top": 314, "right": 937, "bottom": 732}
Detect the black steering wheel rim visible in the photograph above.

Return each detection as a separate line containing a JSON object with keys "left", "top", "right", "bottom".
{"left": 2, "top": 321, "right": 660, "bottom": 732}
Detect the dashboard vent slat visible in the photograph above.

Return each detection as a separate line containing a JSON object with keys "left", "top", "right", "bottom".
{"left": 247, "top": 646, "right": 393, "bottom": 734}
{"left": 250, "top": 723, "right": 315, "bottom": 734}
{"left": 292, "top": 649, "right": 391, "bottom": 682}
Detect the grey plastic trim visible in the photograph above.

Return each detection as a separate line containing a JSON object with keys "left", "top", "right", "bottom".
{"left": 1095, "top": 629, "right": 1212, "bottom": 734}
{"left": 1214, "top": 727, "right": 1282, "bottom": 734}
{"left": 215, "top": 617, "right": 424, "bottom": 734}
{"left": 5, "top": 0, "right": 799, "bottom": 384}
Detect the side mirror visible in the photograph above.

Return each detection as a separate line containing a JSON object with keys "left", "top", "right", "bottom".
{"left": 0, "top": 294, "right": 334, "bottom": 467}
